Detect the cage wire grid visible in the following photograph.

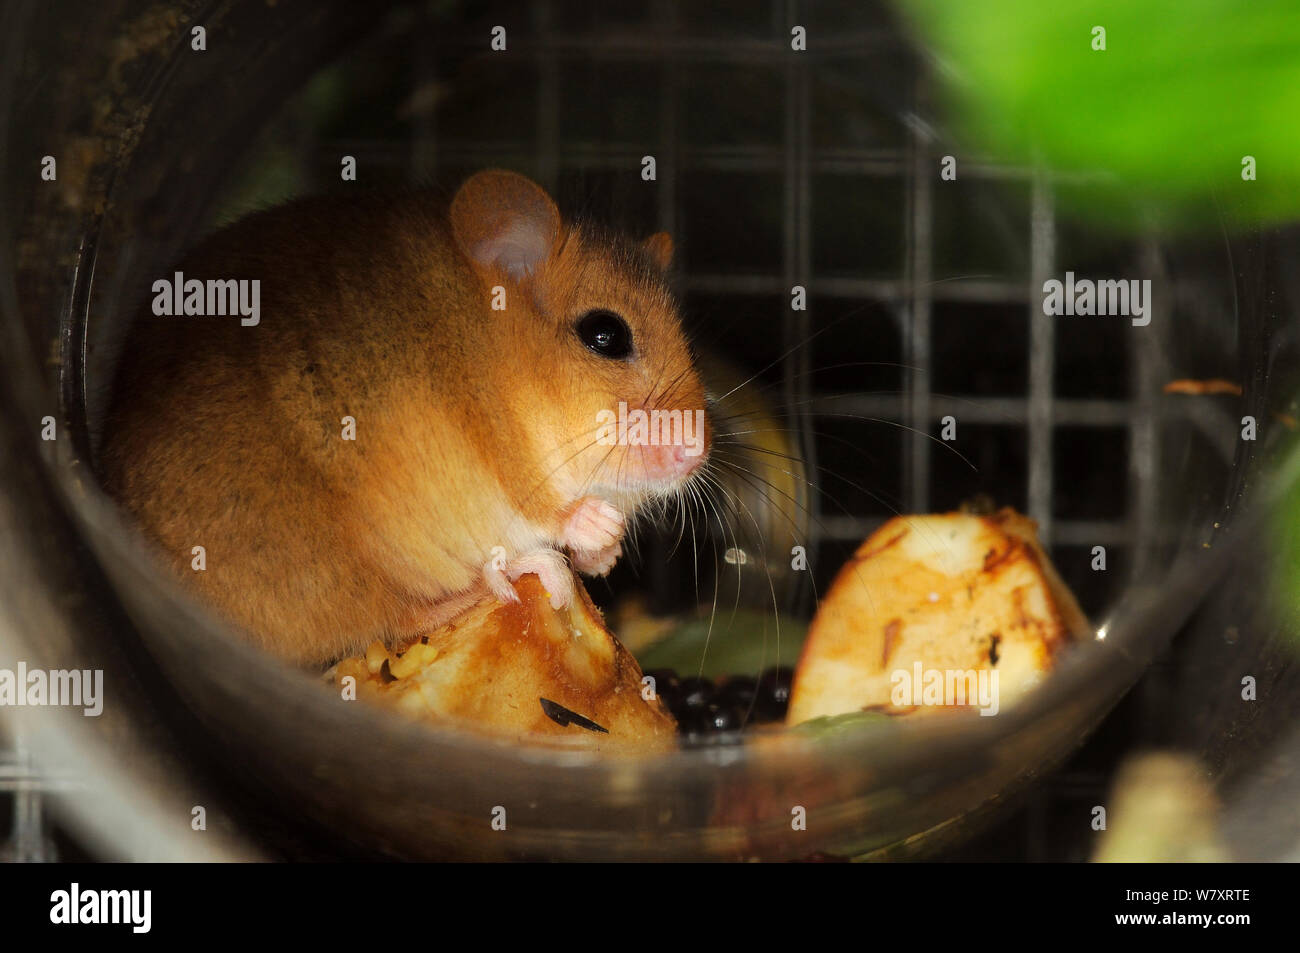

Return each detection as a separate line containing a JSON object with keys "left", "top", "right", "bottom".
{"left": 355, "top": 0, "right": 1214, "bottom": 862}
{"left": 1, "top": 734, "right": 71, "bottom": 862}
{"left": 1, "top": 0, "right": 1238, "bottom": 861}
{"left": 392, "top": 0, "right": 1186, "bottom": 569}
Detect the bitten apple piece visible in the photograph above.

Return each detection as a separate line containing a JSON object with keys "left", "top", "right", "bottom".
{"left": 787, "top": 508, "right": 1090, "bottom": 724}
{"left": 329, "top": 573, "right": 677, "bottom": 752}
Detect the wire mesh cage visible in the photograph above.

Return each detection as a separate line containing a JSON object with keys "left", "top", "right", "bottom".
{"left": 88, "top": 0, "right": 1239, "bottom": 620}
{"left": 1, "top": 0, "right": 1291, "bottom": 862}
{"left": 83, "top": 0, "right": 1227, "bottom": 613}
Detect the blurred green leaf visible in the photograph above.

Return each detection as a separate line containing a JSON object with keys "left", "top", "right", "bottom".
{"left": 897, "top": 0, "right": 1300, "bottom": 227}
{"left": 635, "top": 610, "right": 806, "bottom": 678}
{"left": 791, "top": 710, "right": 898, "bottom": 741}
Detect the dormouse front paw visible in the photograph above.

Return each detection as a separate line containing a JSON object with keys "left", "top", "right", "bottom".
{"left": 562, "top": 497, "right": 625, "bottom": 577}
{"left": 571, "top": 543, "right": 622, "bottom": 577}
{"left": 482, "top": 547, "right": 574, "bottom": 610}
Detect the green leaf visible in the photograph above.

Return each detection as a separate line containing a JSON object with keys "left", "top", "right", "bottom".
{"left": 897, "top": 0, "right": 1300, "bottom": 228}
{"left": 634, "top": 610, "right": 807, "bottom": 678}
{"left": 790, "top": 710, "right": 898, "bottom": 741}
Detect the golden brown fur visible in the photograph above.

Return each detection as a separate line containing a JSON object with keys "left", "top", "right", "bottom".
{"left": 101, "top": 171, "right": 708, "bottom": 665}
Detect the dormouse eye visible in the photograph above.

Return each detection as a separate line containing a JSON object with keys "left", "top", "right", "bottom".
{"left": 576, "top": 309, "right": 634, "bottom": 360}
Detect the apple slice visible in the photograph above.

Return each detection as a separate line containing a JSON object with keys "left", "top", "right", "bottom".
{"left": 787, "top": 508, "right": 1090, "bottom": 724}
{"left": 329, "top": 573, "right": 677, "bottom": 752}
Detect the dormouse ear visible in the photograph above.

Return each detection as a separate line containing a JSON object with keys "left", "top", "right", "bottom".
{"left": 450, "top": 170, "right": 562, "bottom": 279}
{"left": 643, "top": 231, "right": 674, "bottom": 271}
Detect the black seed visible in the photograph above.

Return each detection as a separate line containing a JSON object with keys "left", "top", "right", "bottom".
{"left": 717, "top": 675, "right": 758, "bottom": 716}
{"left": 703, "top": 703, "right": 743, "bottom": 733}
{"left": 676, "top": 676, "right": 714, "bottom": 710}
{"left": 379, "top": 659, "right": 396, "bottom": 683}
{"left": 539, "top": 697, "right": 608, "bottom": 733}
{"left": 681, "top": 702, "right": 743, "bottom": 736}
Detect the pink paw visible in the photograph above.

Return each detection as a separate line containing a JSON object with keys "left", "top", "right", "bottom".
{"left": 482, "top": 547, "right": 574, "bottom": 610}
{"left": 571, "top": 542, "right": 622, "bottom": 577}
{"left": 562, "top": 497, "right": 625, "bottom": 577}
